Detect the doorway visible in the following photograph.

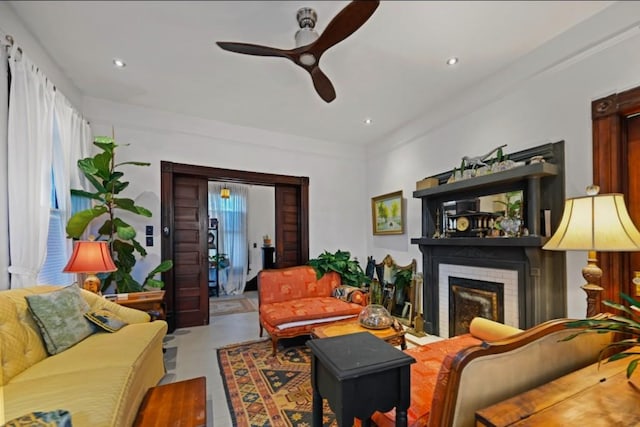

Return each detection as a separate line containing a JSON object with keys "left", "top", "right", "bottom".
{"left": 160, "top": 162, "right": 309, "bottom": 330}
{"left": 592, "top": 85, "right": 640, "bottom": 311}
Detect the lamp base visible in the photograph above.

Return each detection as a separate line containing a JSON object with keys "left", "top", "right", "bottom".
{"left": 581, "top": 251, "right": 603, "bottom": 318}
{"left": 83, "top": 273, "right": 102, "bottom": 295}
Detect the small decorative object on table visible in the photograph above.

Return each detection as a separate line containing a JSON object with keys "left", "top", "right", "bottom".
{"left": 358, "top": 304, "right": 393, "bottom": 329}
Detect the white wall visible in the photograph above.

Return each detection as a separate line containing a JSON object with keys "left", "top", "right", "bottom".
{"left": 246, "top": 185, "right": 275, "bottom": 280}
{"left": 365, "top": 2, "right": 640, "bottom": 318}
{"left": 84, "top": 97, "right": 369, "bottom": 282}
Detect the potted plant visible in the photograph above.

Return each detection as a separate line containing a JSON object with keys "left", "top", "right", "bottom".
{"left": 209, "top": 253, "right": 230, "bottom": 269}
{"left": 563, "top": 293, "right": 640, "bottom": 379}
{"left": 493, "top": 191, "right": 523, "bottom": 237}
{"left": 385, "top": 267, "right": 413, "bottom": 308}
{"left": 308, "top": 250, "right": 371, "bottom": 288}
{"left": 66, "top": 136, "right": 173, "bottom": 293}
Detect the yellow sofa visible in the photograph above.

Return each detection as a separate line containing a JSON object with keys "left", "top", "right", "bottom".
{"left": 0, "top": 285, "right": 168, "bottom": 426}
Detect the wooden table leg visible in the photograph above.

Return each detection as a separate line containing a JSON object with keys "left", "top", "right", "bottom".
{"left": 312, "top": 388, "right": 322, "bottom": 427}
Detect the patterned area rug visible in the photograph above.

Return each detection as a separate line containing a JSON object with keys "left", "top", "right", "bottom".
{"left": 211, "top": 297, "right": 256, "bottom": 317}
{"left": 217, "top": 339, "right": 337, "bottom": 427}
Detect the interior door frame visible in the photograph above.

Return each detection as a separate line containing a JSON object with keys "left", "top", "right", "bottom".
{"left": 161, "top": 161, "right": 309, "bottom": 330}
{"left": 592, "top": 85, "right": 640, "bottom": 312}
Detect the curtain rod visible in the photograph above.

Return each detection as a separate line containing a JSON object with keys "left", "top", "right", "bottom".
{"left": 2, "top": 32, "right": 57, "bottom": 93}
{"left": 1, "top": 30, "right": 92, "bottom": 125}
{"left": 3, "top": 34, "right": 22, "bottom": 55}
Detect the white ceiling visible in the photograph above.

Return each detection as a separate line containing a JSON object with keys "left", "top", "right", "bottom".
{"left": 8, "top": 1, "right": 615, "bottom": 146}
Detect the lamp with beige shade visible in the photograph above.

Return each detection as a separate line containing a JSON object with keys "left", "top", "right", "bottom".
{"left": 543, "top": 185, "right": 640, "bottom": 317}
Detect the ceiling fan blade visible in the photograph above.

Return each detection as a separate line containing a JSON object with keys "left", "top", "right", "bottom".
{"left": 216, "top": 41, "right": 292, "bottom": 59}
{"left": 310, "top": 0, "right": 380, "bottom": 55}
{"left": 309, "top": 67, "right": 336, "bottom": 103}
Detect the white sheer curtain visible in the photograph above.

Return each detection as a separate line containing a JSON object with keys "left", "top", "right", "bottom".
{"left": 0, "top": 42, "right": 9, "bottom": 289}
{"left": 7, "top": 45, "right": 55, "bottom": 288}
{"left": 208, "top": 182, "right": 249, "bottom": 295}
{"left": 54, "top": 94, "right": 92, "bottom": 257}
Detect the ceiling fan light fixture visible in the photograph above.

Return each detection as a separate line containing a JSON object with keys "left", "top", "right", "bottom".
{"left": 295, "top": 7, "right": 319, "bottom": 48}
{"left": 294, "top": 28, "right": 319, "bottom": 48}
{"left": 299, "top": 52, "right": 317, "bottom": 66}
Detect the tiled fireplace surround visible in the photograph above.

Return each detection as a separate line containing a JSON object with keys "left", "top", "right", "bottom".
{"left": 418, "top": 242, "right": 566, "bottom": 337}
{"left": 440, "top": 264, "right": 518, "bottom": 336}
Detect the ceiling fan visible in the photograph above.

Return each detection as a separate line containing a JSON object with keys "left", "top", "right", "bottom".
{"left": 216, "top": 1, "right": 380, "bottom": 103}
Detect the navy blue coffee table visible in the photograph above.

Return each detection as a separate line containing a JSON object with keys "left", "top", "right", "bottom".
{"left": 307, "top": 331, "right": 416, "bottom": 427}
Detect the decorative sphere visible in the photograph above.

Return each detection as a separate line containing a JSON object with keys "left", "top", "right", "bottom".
{"left": 359, "top": 304, "right": 393, "bottom": 330}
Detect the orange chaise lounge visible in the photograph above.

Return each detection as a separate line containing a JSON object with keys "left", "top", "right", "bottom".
{"left": 258, "top": 265, "right": 367, "bottom": 354}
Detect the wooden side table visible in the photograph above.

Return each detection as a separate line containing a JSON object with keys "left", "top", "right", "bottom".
{"left": 311, "top": 319, "right": 407, "bottom": 350}
{"left": 112, "top": 291, "right": 166, "bottom": 320}
{"left": 307, "top": 332, "right": 415, "bottom": 427}
{"left": 134, "top": 376, "right": 206, "bottom": 427}
{"left": 475, "top": 350, "right": 640, "bottom": 426}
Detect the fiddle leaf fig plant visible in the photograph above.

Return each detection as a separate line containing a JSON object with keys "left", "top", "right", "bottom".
{"left": 308, "top": 250, "right": 371, "bottom": 288}
{"left": 66, "top": 136, "right": 173, "bottom": 293}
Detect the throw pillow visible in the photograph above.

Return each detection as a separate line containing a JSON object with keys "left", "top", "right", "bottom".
{"left": 25, "top": 284, "right": 95, "bottom": 355}
{"left": 84, "top": 309, "right": 128, "bottom": 332}
{"left": 4, "top": 409, "right": 72, "bottom": 427}
{"left": 332, "top": 285, "right": 364, "bottom": 303}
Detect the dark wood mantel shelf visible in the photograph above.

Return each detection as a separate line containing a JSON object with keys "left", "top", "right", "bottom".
{"left": 413, "top": 162, "right": 559, "bottom": 199}
{"left": 410, "top": 236, "right": 550, "bottom": 247}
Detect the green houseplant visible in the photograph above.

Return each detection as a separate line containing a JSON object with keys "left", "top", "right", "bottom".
{"left": 563, "top": 293, "right": 640, "bottom": 379}
{"left": 66, "top": 136, "right": 173, "bottom": 293}
{"left": 308, "top": 250, "right": 371, "bottom": 288}
{"left": 209, "top": 253, "right": 229, "bottom": 269}
{"left": 393, "top": 268, "right": 413, "bottom": 291}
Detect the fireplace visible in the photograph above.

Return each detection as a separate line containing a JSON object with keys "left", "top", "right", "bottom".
{"left": 448, "top": 277, "right": 504, "bottom": 336}
{"left": 411, "top": 142, "right": 567, "bottom": 336}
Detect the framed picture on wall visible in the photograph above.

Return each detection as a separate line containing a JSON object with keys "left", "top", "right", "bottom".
{"left": 371, "top": 191, "right": 404, "bottom": 235}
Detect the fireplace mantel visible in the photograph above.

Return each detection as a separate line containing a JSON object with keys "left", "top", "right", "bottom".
{"left": 411, "top": 142, "right": 566, "bottom": 336}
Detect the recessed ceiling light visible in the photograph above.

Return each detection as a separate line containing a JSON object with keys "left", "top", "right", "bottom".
{"left": 364, "top": 118, "right": 373, "bottom": 125}
{"left": 446, "top": 57, "right": 459, "bottom": 66}
{"left": 113, "top": 58, "right": 126, "bottom": 68}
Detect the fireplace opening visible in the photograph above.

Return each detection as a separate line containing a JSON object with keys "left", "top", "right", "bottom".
{"left": 449, "top": 277, "right": 504, "bottom": 337}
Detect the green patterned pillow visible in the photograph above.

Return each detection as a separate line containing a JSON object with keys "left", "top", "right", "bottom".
{"left": 25, "top": 284, "right": 95, "bottom": 355}
{"left": 84, "top": 309, "right": 128, "bottom": 332}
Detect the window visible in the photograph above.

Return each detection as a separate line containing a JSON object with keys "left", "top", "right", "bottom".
{"left": 37, "top": 118, "right": 72, "bottom": 285}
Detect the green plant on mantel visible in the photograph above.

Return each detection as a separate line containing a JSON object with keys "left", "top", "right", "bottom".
{"left": 308, "top": 250, "right": 371, "bottom": 288}
{"left": 66, "top": 136, "right": 173, "bottom": 293}
{"left": 562, "top": 293, "right": 640, "bottom": 379}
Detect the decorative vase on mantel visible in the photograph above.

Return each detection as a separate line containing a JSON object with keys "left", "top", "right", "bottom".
{"left": 498, "top": 217, "right": 521, "bottom": 237}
